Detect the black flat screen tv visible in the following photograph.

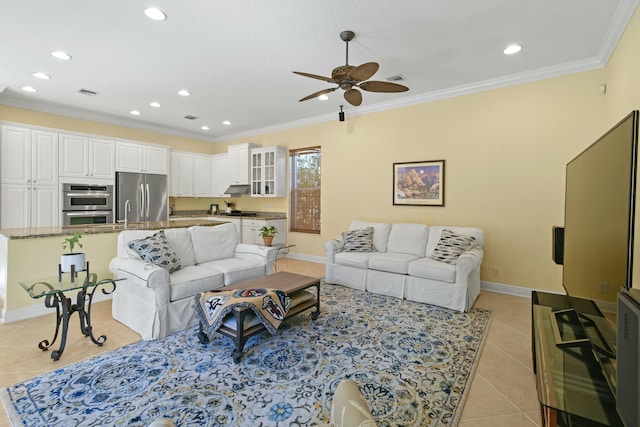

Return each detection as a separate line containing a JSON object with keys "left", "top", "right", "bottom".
{"left": 561, "top": 110, "right": 639, "bottom": 394}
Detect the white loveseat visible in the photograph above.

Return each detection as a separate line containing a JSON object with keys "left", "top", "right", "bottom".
{"left": 109, "top": 223, "right": 276, "bottom": 340}
{"left": 324, "top": 221, "right": 484, "bottom": 312}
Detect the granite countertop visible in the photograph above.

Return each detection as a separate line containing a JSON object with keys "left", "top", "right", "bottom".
{"left": 170, "top": 210, "right": 287, "bottom": 220}
{"left": 0, "top": 219, "right": 228, "bottom": 239}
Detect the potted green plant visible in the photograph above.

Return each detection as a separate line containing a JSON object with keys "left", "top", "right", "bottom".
{"left": 61, "top": 232, "right": 85, "bottom": 273}
{"left": 258, "top": 225, "right": 278, "bottom": 246}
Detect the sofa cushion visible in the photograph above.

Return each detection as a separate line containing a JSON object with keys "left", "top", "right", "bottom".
{"left": 163, "top": 228, "right": 196, "bottom": 267}
{"left": 408, "top": 257, "right": 456, "bottom": 283}
{"left": 431, "top": 229, "right": 476, "bottom": 264}
{"left": 342, "top": 227, "right": 375, "bottom": 252}
{"left": 369, "top": 252, "right": 419, "bottom": 274}
{"left": 128, "top": 230, "right": 182, "bottom": 272}
{"left": 169, "top": 265, "right": 224, "bottom": 301}
{"left": 386, "top": 223, "right": 429, "bottom": 257}
{"left": 335, "top": 252, "right": 375, "bottom": 269}
{"left": 189, "top": 223, "right": 238, "bottom": 264}
{"left": 426, "top": 226, "right": 484, "bottom": 257}
{"left": 198, "top": 258, "right": 266, "bottom": 286}
{"left": 350, "top": 221, "right": 391, "bottom": 253}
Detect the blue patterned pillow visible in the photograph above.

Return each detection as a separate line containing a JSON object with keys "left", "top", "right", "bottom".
{"left": 431, "top": 229, "right": 476, "bottom": 265}
{"left": 128, "top": 230, "right": 182, "bottom": 272}
{"left": 342, "top": 227, "right": 375, "bottom": 252}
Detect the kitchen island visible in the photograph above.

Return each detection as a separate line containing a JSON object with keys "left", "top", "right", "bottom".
{"left": 0, "top": 219, "right": 227, "bottom": 322}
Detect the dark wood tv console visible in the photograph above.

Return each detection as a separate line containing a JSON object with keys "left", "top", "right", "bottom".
{"left": 532, "top": 291, "right": 624, "bottom": 427}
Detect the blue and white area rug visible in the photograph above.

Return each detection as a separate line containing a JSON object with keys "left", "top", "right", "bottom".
{"left": 1, "top": 283, "right": 491, "bottom": 426}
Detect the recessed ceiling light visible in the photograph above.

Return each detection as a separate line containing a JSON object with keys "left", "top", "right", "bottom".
{"left": 178, "top": 89, "right": 190, "bottom": 97}
{"left": 21, "top": 86, "right": 37, "bottom": 93}
{"left": 51, "top": 50, "right": 72, "bottom": 60}
{"left": 32, "top": 72, "right": 50, "bottom": 80}
{"left": 503, "top": 44, "right": 522, "bottom": 55}
{"left": 222, "top": 120, "right": 231, "bottom": 126}
{"left": 144, "top": 7, "right": 167, "bottom": 21}
{"left": 130, "top": 110, "right": 141, "bottom": 116}
{"left": 149, "top": 101, "right": 161, "bottom": 108}
{"left": 318, "top": 94, "right": 329, "bottom": 101}
{"left": 201, "top": 126, "right": 210, "bottom": 131}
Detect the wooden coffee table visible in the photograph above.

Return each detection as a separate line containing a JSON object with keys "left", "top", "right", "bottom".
{"left": 197, "top": 271, "right": 321, "bottom": 362}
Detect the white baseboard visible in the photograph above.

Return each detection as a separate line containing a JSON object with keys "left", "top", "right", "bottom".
{"left": 285, "top": 252, "right": 326, "bottom": 264}
{"left": 481, "top": 280, "right": 540, "bottom": 298}
{"left": 2, "top": 292, "right": 113, "bottom": 323}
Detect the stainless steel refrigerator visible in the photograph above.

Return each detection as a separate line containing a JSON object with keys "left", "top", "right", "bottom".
{"left": 116, "top": 172, "right": 168, "bottom": 223}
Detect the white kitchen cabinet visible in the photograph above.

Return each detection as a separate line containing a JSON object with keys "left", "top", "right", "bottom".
{"left": 1, "top": 126, "right": 59, "bottom": 229}
{"left": 227, "top": 143, "right": 260, "bottom": 185}
{"left": 242, "top": 219, "right": 286, "bottom": 245}
{"left": 169, "top": 152, "right": 210, "bottom": 197}
{"left": 116, "top": 141, "right": 168, "bottom": 174}
{"left": 193, "top": 154, "right": 210, "bottom": 197}
{"left": 59, "top": 134, "right": 115, "bottom": 179}
{"left": 250, "top": 146, "right": 287, "bottom": 197}
{"left": 1, "top": 126, "right": 58, "bottom": 185}
{"left": 210, "top": 153, "right": 229, "bottom": 197}
{"left": 0, "top": 183, "right": 58, "bottom": 229}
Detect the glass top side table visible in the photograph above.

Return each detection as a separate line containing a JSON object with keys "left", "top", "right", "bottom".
{"left": 20, "top": 270, "right": 124, "bottom": 361}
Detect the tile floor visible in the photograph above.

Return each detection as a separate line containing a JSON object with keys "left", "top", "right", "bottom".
{"left": 0, "top": 258, "right": 540, "bottom": 426}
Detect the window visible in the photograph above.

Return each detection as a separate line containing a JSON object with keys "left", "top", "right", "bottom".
{"left": 289, "top": 146, "right": 321, "bottom": 234}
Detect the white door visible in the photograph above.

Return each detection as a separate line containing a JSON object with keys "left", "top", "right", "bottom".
{"left": 59, "top": 134, "right": 88, "bottom": 178}
{"left": 31, "top": 185, "right": 59, "bottom": 228}
{"left": 0, "top": 184, "right": 30, "bottom": 228}
{"left": 144, "top": 146, "right": 168, "bottom": 174}
{"left": 193, "top": 155, "right": 210, "bottom": 197}
{"left": 1, "top": 126, "right": 31, "bottom": 184}
{"left": 32, "top": 130, "right": 59, "bottom": 184}
{"left": 89, "top": 138, "right": 115, "bottom": 179}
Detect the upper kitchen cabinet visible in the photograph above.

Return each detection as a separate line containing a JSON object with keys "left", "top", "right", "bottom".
{"left": 59, "top": 134, "right": 115, "bottom": 180}
{"left": 250, "top": 146, "right": 287, "bottom": 197}
{"left": 116, "top": 140, "right": 168, "bottom": 174}
{"left": 210, "top": 153, "right": 229, "bottom": 197}
{"left": 227, "top": 143, "right": 261, "bottom": 185}
{"left": 1, "top": 125, "right": 59, "bottom": 228}
{"left": 169, "top": 151, "right": 210, "bottom": 197}
{"left": 1, "top": 126, "right": 58, "bottom": 185}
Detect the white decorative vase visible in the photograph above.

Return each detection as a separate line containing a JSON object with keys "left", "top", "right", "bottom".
{"left": 61, "top": 253, "right": 86, "bottom": 273}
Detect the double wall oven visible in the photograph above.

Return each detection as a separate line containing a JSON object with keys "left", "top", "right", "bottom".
{"left": 62, "top": 184, "right": 114, "bottom": 226}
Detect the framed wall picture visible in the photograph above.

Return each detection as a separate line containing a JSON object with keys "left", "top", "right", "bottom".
{"left": 393, "top": 160, "right": 445, "bottom": 206}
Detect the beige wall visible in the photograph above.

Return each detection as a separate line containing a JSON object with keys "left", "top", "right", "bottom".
{"left": 2, "top": 7, "right": 640, "bottom": 298}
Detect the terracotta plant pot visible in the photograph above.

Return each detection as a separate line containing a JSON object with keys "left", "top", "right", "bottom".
{"left": 262, "top": 236, "right": 274, "bottom": 247}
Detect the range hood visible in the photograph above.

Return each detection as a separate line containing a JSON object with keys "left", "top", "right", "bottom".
{"left": 224, "top": 184, "right": 250, "bottom": 197}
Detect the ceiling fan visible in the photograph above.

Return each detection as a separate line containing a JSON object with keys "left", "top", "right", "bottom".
{"left": 293, "top": 30, "right": 409, "bottom": 107}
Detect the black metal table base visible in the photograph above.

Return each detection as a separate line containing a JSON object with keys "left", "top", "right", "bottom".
{"left": 37, "top": 279, "right": 117, "bottom": 361}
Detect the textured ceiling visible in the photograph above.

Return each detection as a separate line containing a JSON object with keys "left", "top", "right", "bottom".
{"left": 0, "top": 0, "right": 638, "bottom": 143}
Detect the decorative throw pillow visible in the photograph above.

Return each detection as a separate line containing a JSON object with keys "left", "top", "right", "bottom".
{"left": 128, "top": 230, "right": 182, "bottom": 272}
{"left": 342, "top": 227, "right": 375, "bottom": 252}
{"left": 431, "top": 229, "right": 476, "bottom": 265}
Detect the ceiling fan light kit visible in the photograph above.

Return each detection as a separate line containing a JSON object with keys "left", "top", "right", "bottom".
{"left": 293, "top": 30, "right": 409, "bottom": 107}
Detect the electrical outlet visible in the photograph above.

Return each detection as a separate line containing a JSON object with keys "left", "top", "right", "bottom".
{"left": 492, "top": 267, "right": 501, "bottom": 277}
{"left": 599, "top": 282, "right": 609, "bottom": 294}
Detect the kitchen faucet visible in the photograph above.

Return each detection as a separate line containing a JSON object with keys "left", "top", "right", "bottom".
{"left": 124, "top": 199, "right": 131, "bottom": 228}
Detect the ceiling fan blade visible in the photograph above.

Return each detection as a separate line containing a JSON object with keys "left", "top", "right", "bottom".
{"left": 292, "top": 71, "right": 335, "bottom": 83}
{"left": 347, "top": 62, "right": 379, "bottom": 82}
{"left": 299, "top": 87, "right": 338, "bottom": 102}
{"left": 344, "top": 88, "right": 362, "bottom": 106}
{"left": 358, "top": 80, "right": 409, "bottom": 93}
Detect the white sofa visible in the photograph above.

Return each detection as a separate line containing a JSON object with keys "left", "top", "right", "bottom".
{"left": 324, "top": 221, "right": 484, "bottom": 312}
{"left": 109, "top": 223, "right": 276, "bottom": 340}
